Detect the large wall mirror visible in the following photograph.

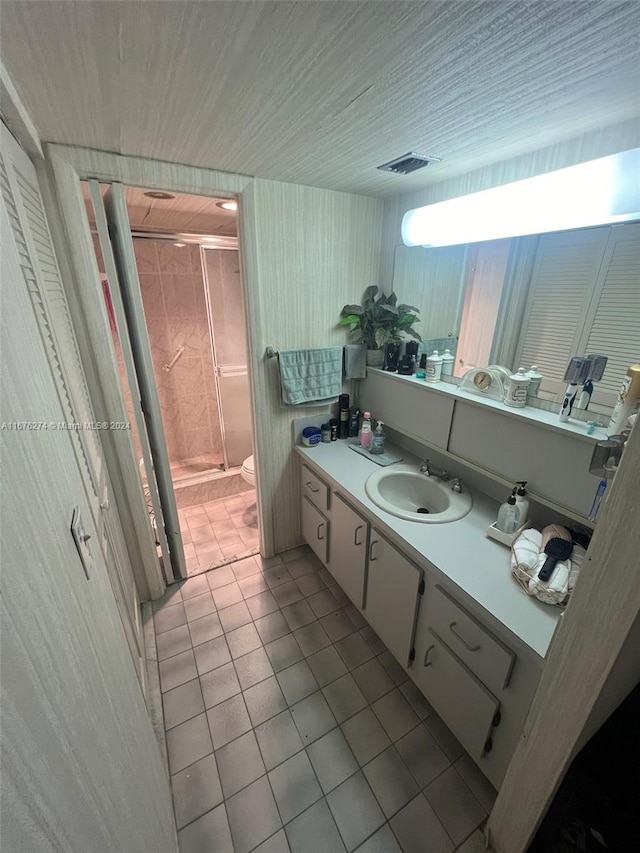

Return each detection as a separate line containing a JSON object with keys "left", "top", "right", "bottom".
{"left": 393, "top": 221, "right": 640, "bottom": 416}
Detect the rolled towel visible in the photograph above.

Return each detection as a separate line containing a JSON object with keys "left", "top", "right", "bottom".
{"left": 511, "top": 528, "right": 586, "bottom": 606}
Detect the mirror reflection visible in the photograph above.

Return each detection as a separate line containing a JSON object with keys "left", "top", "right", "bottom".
{"left": 393, "top": 222, "right": 640, "bottom": 415}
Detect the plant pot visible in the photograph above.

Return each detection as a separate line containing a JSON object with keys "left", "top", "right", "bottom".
{"left": 366, "top": 349, "right": 384, "bottom": 367}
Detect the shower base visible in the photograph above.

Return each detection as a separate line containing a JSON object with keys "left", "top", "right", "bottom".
{"left": 170, "top": 457, "right": 252, "bottom": 509}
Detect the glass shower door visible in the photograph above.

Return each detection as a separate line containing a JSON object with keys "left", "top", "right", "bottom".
{"left": 202, "top": 247, "right": 253, "bottom": 469}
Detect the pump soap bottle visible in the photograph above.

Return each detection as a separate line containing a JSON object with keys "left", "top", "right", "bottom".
{"left": 496, "top": 489, "right": 519, "bottom": 534}
{"left": 369, "top": 420, "right": 387, "bottom": 455}
{"left": 514, "top": 481, "right": 529, "bottom": 527}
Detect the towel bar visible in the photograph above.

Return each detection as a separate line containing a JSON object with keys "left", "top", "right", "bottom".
{"left": 265, "top": 347, "right": 279, "bottom": 359}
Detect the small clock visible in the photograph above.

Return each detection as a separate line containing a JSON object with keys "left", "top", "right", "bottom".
{"left": 460, "top": 366, "right": 507, "bottom": 401}
{"left": 473, "top": 370, "right": 493, "bottom": 392}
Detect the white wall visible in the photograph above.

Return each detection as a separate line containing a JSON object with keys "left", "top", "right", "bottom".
{"left": 0, "top": 179, "right": 176, "bottom": 853}
{"left": 242, "top": 178, "right": 383, "bottom": 553}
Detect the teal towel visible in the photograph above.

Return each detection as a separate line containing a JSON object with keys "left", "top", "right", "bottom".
{"left": 278, "top": 347, "right": 343, "bottom": 406}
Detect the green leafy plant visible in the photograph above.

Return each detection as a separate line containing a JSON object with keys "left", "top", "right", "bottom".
{"left": 339, "top": 285, "right": 421, "bottom": 349}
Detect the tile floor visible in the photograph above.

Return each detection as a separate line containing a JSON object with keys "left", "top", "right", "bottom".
{"left": 178, "top": 490, "right": 259, "bottom": 576}
{"left": 153, "top": 546, "right": 496, "bottom": 853}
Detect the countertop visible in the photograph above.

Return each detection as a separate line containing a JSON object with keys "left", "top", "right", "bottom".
{"left": 296, "top": 439, "right": 561, "bottom": 662}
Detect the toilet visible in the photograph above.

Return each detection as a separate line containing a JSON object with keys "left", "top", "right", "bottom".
{"left": 241, "top": 454, "right": 255, "bottom": 486}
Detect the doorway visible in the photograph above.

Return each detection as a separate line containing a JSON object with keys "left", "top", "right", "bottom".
{"left": 84, "top": 183, "right": 258, "bottom": 579}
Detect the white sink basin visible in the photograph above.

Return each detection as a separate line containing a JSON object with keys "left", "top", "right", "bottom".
{"left": 365, "top": 464, "right": 472, "bottom": 523}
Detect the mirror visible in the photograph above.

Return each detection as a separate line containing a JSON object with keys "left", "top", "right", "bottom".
{"left": 392, "top": 221, "right": 640, "bottom": 416}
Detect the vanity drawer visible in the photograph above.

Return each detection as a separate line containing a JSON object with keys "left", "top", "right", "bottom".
{"left": 301, "top": 464, "right": 330, "bottom": 512}
{"left": 417, "top": 629, "right": 500, "bottom": 761}
{"left": 301, "top": 496, "right": 329, "bottom": 564}
{"left": 426, "top": 583, "right": 515, "bottom": 694}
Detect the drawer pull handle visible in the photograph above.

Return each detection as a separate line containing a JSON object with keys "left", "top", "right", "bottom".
{"left": 354, "top": 525, "right": 364, "bottom": 547}
{"left": 305, "top": 481, "right": 320, "bottom": 493}
{"left": 492, "top": 710, "right": 502, "bottom": 728}
{"left": 423, "top": 644, "right": 435, "bottom": 667}
{"left": 369, "top": 540, "right": 379, "bottom": 562}
{"left": 317, "top": 523, "right": 325, "bottom": 541}
{"left": 484, "top": 736, "right": 493, "bottom": 753}
{"left": 449, "top": 621, "right": 480, "bottom": 652}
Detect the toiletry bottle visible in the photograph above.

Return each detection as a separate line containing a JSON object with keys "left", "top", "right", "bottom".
{"left": 496, "top": 490, "right": 519, "bottom": 533}
{"left": 514, "top": 481, "right": 529, "bottom": 526}
{"left": 369, "top": 420, "right": 387, "bottom": 455}
{"left": 526, "top": 365, "right": 543, "bottom": 397}
{"left": 338, "top": 393, "right": 350, "bottom": 439}
{"left": 504, "top": 368, "right": 530, "bottom": 408}
{"left": 321, "top": 423, "right": 331, "bottom": 443}
{"left": 425, "top": 350, "right": 443, "bottom": 383}
{"left": 348, "top": 407, "right": 360, "bottom": 438}
{"left": 441, "top": 349, "right": 455, "bottom": 377}
{"left": 359, "top": 412, "right": 373, "bottom": 448}
{"left": 608, "top": 364, "right": 640, "bottom": 434}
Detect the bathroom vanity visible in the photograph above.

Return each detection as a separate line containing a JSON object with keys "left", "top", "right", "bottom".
{"left": 296, "top": 438, "right": 561, "bottom": 789}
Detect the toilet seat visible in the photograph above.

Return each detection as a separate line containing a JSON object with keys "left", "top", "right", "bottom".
{"left": 241, "top": 454, "right": 255, "bottom": 486}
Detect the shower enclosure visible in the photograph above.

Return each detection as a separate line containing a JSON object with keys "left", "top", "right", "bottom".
{"left": 130, "top": 236, "right": 253, "bottom": 508}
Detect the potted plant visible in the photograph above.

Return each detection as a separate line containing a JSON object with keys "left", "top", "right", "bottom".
{"left": 339, "top": 285, "right": 421, "bottom": 366}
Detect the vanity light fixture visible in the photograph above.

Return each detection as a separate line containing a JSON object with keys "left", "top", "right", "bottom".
{"left": 217, "top": 200, "right": 238, "bottom": 211}
{"left": 402, "top": 148, "right": 640, "bottom": 248}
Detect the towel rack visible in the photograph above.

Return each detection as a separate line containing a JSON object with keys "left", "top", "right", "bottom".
{"left": 265, "top": 346, "right": 279, "bottom": 359}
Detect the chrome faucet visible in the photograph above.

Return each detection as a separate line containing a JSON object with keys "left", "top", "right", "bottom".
{"left": 419, "top": 459, "right": 450, "bottom": 482}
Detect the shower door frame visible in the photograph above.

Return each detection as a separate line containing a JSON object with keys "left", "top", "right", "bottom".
{"left": 200, "top": 243, "right": 252, "bottom": 473}
{"left": 39, "top": 147, "right": 266, "bottom": 597}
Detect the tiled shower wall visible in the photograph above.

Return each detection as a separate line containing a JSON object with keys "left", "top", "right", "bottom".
{"left": 133, "top": 239, "right": 223, "bottom": 466}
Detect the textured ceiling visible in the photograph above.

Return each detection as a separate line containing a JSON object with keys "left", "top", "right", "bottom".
{"left": 82, "top": 184, "right": 238, "bottom": 235}
{"left": 2, "top": 1, "right": 639, "bottom": 197}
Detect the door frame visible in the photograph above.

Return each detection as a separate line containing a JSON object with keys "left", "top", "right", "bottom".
{"left": 37, "top": 144, "right": 266, "bottom": 597}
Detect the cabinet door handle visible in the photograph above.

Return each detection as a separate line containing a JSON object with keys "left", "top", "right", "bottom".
{"left": 423, "top": 644, "right": 435, "bottom": 667}
{"left": 449, "top": 621, "right": 480, "bottom": 652}
{"left": 317, "top": 523, "right": 325, "bottom": 541}
{"left": 305, "top": 481, "right": 319, "bottom": 493}
{"left": 354, "top": 525, "right": 364, "bottom": 547}
{"left": 369, "top": 539, "right": 379, "bottom": 561}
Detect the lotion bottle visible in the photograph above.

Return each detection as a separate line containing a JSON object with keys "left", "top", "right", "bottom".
{"left": 359, "top": 412, "right": 372, "bottom": 448}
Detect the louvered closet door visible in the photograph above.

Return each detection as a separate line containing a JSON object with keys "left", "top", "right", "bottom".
{"left": 0, "top": 124, "right": 145, "bottom": 683}
{"left": 1, "top": 126, "right": 103, "bottom": 499}
{"left": 578, "top": 224, "right": 640, "bottom": 409}
{"left": 515, "top": 227, "right": 610, "bottom": 398}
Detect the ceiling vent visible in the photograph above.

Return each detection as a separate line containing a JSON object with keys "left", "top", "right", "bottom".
{"left": 377, "top": 152, "right": 442, "bottom": 175}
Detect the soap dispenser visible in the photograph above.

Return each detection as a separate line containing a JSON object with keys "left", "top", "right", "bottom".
{"left": 496, "top": 489, "right": 519, "bottom": 534}
{"left": 369, "top": 420, "right": 387, "bottom": 455}
{"left": 514, "top": 481, "right": 529, "bottom": 526}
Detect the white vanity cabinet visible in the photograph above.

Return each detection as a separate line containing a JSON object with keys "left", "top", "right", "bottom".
{"left": 300, "top": 464, "right": 330, "bottom": 564}
{"left": 411, "top": 572, "right": 541, "bottom": 787}
{"left": 364, "top": 528, "right": 423, "bottom": 667}
{"left": 298, "top": 453, "right": 543, "bottom": 788}
{"left": 326, "top": 492, "right": 368, "bottom": 610}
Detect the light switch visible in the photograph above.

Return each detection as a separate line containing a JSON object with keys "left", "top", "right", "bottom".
{"left": 71, "top": 505, "right": 93, "bottom": 579}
